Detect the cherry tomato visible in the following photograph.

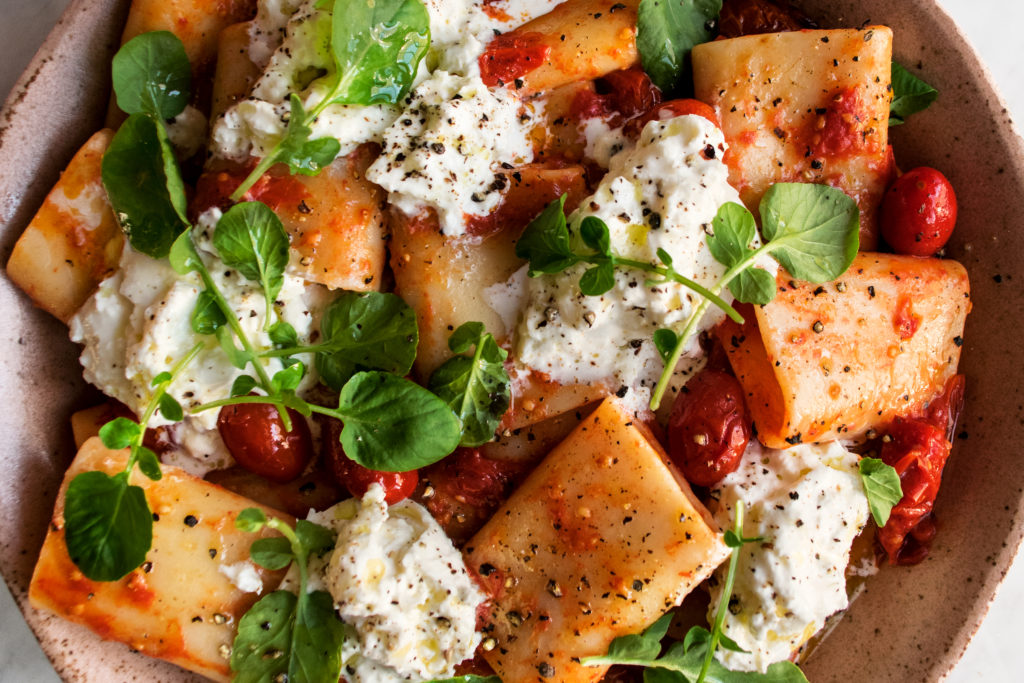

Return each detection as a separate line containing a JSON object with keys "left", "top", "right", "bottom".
{"left": 925, "top": 374, "right": 966, "bottom": 442}
{"left": 880, "top": 167, "right": 958, "bottom": 256}
{"left": 624, "top": 99, "right": 720, "bottom": 140}
{"left": 332, "top": 457, "right": 419, "bottom": 505}
{"left": 478, "top": 31, "right": 550, "bottom": 87}
{"left": 667, "top": 368, "right": 752, "bottom": 487}
{"left": 217, "top": 403, "right": 313, "bottom": 483}
{"left": 877, "top": 417, "right": 952, "bottom": 565}
{"left": 718, "top": 0, "right": 815, "bottom": 38}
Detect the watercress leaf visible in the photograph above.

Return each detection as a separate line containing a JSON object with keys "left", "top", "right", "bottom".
{"left": 191, "top": 290, "right": 227, "bottom": 335}
{"left": 135, "top": 446, "right": 163, "bottom": 482}
{"left": 230, "top": 590, "right": 296, "bottom": 682}
{"left": 151, "top": 371, "right": 172, "bottom": 386}
{"left": 717, "top": 632, "right": 747, "bottom": 654}
{"left": 169, "top": 230, "right": 203, "bottom": 275}
{"left": 579, "top": 262, "right": 617, "bottom": 296}
{"left": 328, "top": 0, "right": 431, "bottom": 105}
{"left": 336, "top": 372, "right": 461, "bottom": 471}
{"left": 158, "top": 393, "right": 184, "bottom": 422}
{"left": 235, "top": 507, "right": 268, "bottom": 533}
{"left": 515, "top": 195, "right": 578, "bottom": 275}
{"left": 636, "top": 0, "right": 722, "bottom": 94}
{"left": 708, "top": 202, "right": 757, "bottom": 269}
{"left": 269, "top": 321, "right": 299, "bottom": 348}
{"left": 579, "top": 216, "right": 612, "bottom": 256}
{"left": 728, "top": 266, "right": 776, "bottom": 306}
{"left": 274, "top": 95, "right": 343, "bottom": 174}
{"left": 448, "top": 321, "right": 486, "bottom": 355}
{"left": 217, "top": 326, "right": 254, "bottom": 370}
{"left": 231, "top": 375, "right": 259, "bottom": 397}
{"left": 250, "top": 537, "right": 294, "bottom": 570}
{"left": 315, "top": 291, "right": 419, "bottom": 390}
{"left": 657, "top": 247, "right": 674, "bottom": 268}
{"left": 99, "top": 417, "right": 143, "bottom": 450}
{"left": 682, "top": 625, "right": 711, "bottom": 653}
{"left": 643, "top": 669, "right": 686, "bottom": 683}
{"left": 859, "top": 457, "right": 903, "bottom": 526}
{"left": 214, "top": 201, "right": 290, "bottom": 310}
{"left": 760, "top": 183, "right": 860, "bottom": 283}
{"left": 111, "top": 31, "right": 191, "bottom": 119}
{"left": 428, "top": 326, "right": 511, "bottom": 447}
{"left": 295, "top": 520, "right": 336, "bottom": 557}
{"left": 289, "top": 590, "right": 346, "bottom": 683}
{"left": 272, "top": 362, "right": 306, "bottom": 394}
{"left": 102, "top": 112, "right": 190, "bottom": 258}
{"left": 584, "top": 613, "right": 672, "bottom": 667}
{"left": 653, "top": 328, "right": 678, "bottom": 364}
{"left": 63, "top": 471, "right": 152, "bottom": 581}
{"left": 889, "top": 61, "right": 937, "bottom": 126}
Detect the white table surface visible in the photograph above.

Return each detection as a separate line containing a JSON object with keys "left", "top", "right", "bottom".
{"left": 0, "top": 0, "right": 1021, "bottom": 681}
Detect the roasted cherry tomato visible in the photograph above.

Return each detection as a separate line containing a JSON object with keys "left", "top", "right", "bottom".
{"left": 718, "top": 0, "right": 815, "bottom": 38}
{"left": 880, "top": 167, "right": 958, "bottom": 256}
{"left": 624, "top": 99, "right": 720, "bottom": 140}
{"left": 925, "top": 374, "right": 966, "bottom": 442}
{"left": 877, "top": 417, "right": 952, "bottom": 565}
{"left": 217, "top": 403, "right": 313, "bottom": 483}
{"left": 667, "top": 368, "right": 752, "bottom": 487}
{"left": 333, "top": 457, "right": 419, "bottom": 505}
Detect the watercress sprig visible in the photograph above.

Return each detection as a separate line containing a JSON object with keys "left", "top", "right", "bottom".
{"left": 858, "top": 458, "right": 903, "bottom": 526}
{"left": 515, "top": 195, "right": 742, "bottom": 323}
{"left": 231, "top": 508, "right": 345, "bottom": 683}
{"left": 889, "top": 61, "right": 938, "bottom": 126}
{"left": 229, "top": 0, "right": 431, "bottom": 200}
{"left": 428, "top": 322, "right": 512, "bottom": 447}
{"left": 636, "top": 0, "right": 721, "bottom": 95}
{"left": 63, "top": 343, "right": 202, "bottom": 581}
{"left": 582, "top": 502, "right": 808, "bottom": 683}
{"left": 649, "top": 184, "right": 859, "bottom": 409}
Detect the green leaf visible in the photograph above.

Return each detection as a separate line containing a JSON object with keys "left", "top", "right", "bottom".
{"left": 729, "top": 267, "right": 776, "bottom": 306}
{"left": 272, "top": 362, "right": 306, "bottom": 394}
{"left": 859, "top": 457, "right": 903, "bottom": 526}
{"left": 135, "top": 446, "right": 163, "bottom": 482}
{"left": 235, "top": 507, "right": 268, "bottom": 533}
{"left": 102, "top": 112, "right": 190, "bottom": 259}
{"left": 654, "top": 328, "right": 678, "bottom": 364}
{"left": 250, "top": 537, "right": 294, "bottom": 570}
{"left": 328, "top": 0, "right": 431, "bottom": 105}
{"left": 98, "top": 417, "right": 142, "bottom": 450}
{"left": 231, "top": 375, "right": 259, "bottom": 397}
{"left": 217, "top": 326, "right": 255, "bottom": 370}
{"left": 315, "top": 291, "right": 419, "bottom": 391}
{"left": 336, "top": 372, "right": 461, "bottom": 471}
{"left": 63, "top": 471, "right": 152, "bottom": 581}
{"left": 231, "top": 590, "right": 297, "bottom": 683}
{"left": 169, "top": 230, "right": 203, "bottom": 275}
{"left": 111, "top": 31, "right": 191, "bottom": 119}
{"left": 270, "top": 321, "right": 299, "bottom": 347}
{"left": 295, "top": 519, "right": 336, "bottom": 557}
{"left": 657, "top": 247, "right": 675, "bottom": 268}
{"left": 759, "top": 183, "right": 860, "bottom": 283}
{"left": 637, "top": 0, "right": 722, "bottom": 94}
{"left": 151, "top": 371, "right": 172, "bottom": 386}
{"left": 290, "top": 590, "right": 346, "bottom": 682}
{"left": 276, "top": 95, "right": 343, "bottom": 175}
{"left": 515, "top": 195, "right": 578, "bottom": 275}
{"left": 708, "top": 202, "right": 775, "bottom": 305}
{"left": 580, "top": 216, "right": 611, "bottom": 256}
{"left": 889, "top": 61, "right": 937, "bottom": 126}
{"left": 191, "top": 290, "right": 227, "bottom": 335}
{"left": 579, "top": 262, "right": 617, "bottom": 296}
{"left": 158, "top": 393, "right": 184, "bottom": 422}
{"left": 428, "top": 323, "right": 511, "bottom": 447}
{"left": 214, "top": 201, "right": 290, "bottom": 314}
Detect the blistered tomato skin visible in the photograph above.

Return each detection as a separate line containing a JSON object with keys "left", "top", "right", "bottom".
{"left": 217, "top": 403, "right": 313, "bottom": 483}
{"left": 881, "top": 167, "right": 958, "bottom": 256}
{"left": 625, "top": 99, "right": 720, "bottom": 139}
{"left": 327, "top": 442, "right": 418, "bottom": 505}
{"left": 667, "top": 368, "right": 752, "bottom": 488}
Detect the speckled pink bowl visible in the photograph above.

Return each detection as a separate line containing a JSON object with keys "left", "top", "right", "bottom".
{"left": 1, "top": 0, "right": 1022, "bottom": 680}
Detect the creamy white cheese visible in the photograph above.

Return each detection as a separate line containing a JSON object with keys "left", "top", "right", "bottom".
{"left": 581, "top": 116, "right": 632, "bottom": 169}
{"left": 319, "top": 485, "right": 485, "bottom": 682}
{"left": 707, "top": 440, "right": 869, "bottom": 672}
{"left": 515, "top": 115, "right": 773, "bottom": 404}
{"left": 68, "top": 209, "right": 329, "bottom": 474}
{"left": 366, "top": 71, "right": 536, "bottom": 236}
{"left": 165, "top": 105, "right": 208, "bottom": 160}
{"left": 218, "top": 561, "right": 265, "bottom": 594}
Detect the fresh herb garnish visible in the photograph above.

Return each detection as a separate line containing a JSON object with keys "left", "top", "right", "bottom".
{"left": 650, "top": 184, "right": 859, "bottom": 409}
{"left": 229, "top": 0, "right": 431, "bottom": 200}
{"left": 858, "top": 457, "right": 903, "bottom": 526}
{"left": 515, "top": 195, "right": 742, "bottom": 322}
{"left": 102, "top": 31, "right": 193, "bottom": 259}
{"left": 636, "top": 0, "right": 722, "bottom": 94}
{"left": 110, "top": 30, "right": 191, "bottom": 119}
{"left": 428, "top": 322, "right": 512, "bottom": 447}
{"left": 63, "top": 344, "right": 201, "bottom": 581}
{"left": 583, "top": 502, "right": 808, "bottom": 682}
{"left": 231, "top": 508, "right": 345, "bottom": 683}
{"left": 889, "top": 61, "right": 938, "bottom": 126}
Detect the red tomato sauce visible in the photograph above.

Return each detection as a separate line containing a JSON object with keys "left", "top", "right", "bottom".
{"left": 479, "top": 31, "right": 551, "bottom": 87}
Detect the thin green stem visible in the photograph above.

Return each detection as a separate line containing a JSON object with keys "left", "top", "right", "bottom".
{"left": 613, "top": 256, "right": 743, "bottom": 323}
{"left": 697, "top": 501, "right": 747, "bottom": 683}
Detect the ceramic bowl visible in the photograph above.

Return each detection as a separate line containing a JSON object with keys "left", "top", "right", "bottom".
{"left": 0, "top": 0, "right": 1021, "bottom": 680}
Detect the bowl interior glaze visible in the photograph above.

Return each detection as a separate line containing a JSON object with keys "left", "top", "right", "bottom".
{"left": 0, "top": 0, "right": 1022, "bottom": 681}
